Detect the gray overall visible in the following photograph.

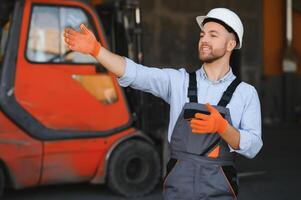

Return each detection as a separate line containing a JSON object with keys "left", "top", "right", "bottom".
{"left": 163, "top": 72, "right": 241, "bottom": 200}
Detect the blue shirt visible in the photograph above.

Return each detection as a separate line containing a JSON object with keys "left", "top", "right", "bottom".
{"left": 118, "top": 58, "right": 263, "bottom": 159}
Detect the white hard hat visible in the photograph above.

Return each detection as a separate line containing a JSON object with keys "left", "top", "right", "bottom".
{"left": 196, "top": 8, "right": 244, "bottom": 49}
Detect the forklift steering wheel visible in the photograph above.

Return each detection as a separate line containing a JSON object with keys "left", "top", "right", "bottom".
{"left": 47, "top": 50, "right": 73, "bottom": 63}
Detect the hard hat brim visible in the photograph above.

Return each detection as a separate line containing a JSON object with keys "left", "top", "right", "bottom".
{"left": 196, "top": 16, "right": 207, "bottom": 29}
{"left": 196, "top": 15, "right": 241, "bottom": 49}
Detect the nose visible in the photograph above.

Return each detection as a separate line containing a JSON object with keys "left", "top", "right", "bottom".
{"left": 199, "top": 33, "right": 209, "bottom": 43}
{"left": 199, "top": 37, "right": 208, "bottom": 47}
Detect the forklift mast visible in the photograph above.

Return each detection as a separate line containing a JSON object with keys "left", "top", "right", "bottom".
{"left": 95, "top": 0, "right": 169, "bottom": 142}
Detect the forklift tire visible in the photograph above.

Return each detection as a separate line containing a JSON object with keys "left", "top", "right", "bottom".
{"left": 107, "top": 140, "right": 160, "bottom": 197}
{"left": 0, "top": 167, "right": 5, "bottom": 197}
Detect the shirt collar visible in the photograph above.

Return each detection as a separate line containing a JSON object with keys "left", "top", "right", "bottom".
{"left": 199, "top": 65, "right": 234, "bottom": 84}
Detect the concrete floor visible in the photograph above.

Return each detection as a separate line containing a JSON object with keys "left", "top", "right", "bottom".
{"left": 3, "top": 125, "right": 301, "bottom": 200}
{"left": 237, "top": 125, "right": 301, "bottom": 200}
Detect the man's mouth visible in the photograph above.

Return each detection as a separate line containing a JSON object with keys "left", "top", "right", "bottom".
{"left": 200, "top": 45, "right": 211, "bottom": 53}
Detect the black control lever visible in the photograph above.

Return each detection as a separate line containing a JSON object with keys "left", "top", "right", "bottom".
{"left": 95, "top": 63, "right": 107, "bottom": 73}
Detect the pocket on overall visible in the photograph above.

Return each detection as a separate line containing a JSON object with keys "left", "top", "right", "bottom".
{"left": 186, "top": 126, "right": 221, "bottom": 155}
{"left": 220, "top": 165, "right": 239, "bottom": 199}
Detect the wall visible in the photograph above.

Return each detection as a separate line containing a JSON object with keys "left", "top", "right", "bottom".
{"left": 262, "top": 0, "right": 301, "bottom": 124}
{"left": 139, "top": 0, "right": 263, "bottom": 85}
{"left": 139, "top": 0, "right": 301, "bottom": 125}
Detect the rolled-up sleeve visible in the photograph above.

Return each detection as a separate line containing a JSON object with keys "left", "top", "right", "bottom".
{"left": 118, "top": 58, "right": 138, "bottom": 87}
{"left": 230, "top": 86, "right": 263, "bottom": 158}
{"left": 118, "top": 58, "right": 172, "bottom": 103}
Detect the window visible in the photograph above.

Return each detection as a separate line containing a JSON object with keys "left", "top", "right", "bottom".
{"left": 0, "top": 1, "right": 13, "bottom": 65}
{"left": 27, "top": 5, "right": 98, "bottom": 63}
{"left": 73, "top": 74, "right": 118, "bottom": 104}
{"left": 0, "top": 19, "right": 10, "bottom": 64}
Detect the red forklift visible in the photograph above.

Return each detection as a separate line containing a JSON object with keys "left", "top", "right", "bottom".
{"left": 0, "top": 0, "right": 167, "bottom": 197}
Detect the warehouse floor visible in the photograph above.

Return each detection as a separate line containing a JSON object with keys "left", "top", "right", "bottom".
{"left": 3, "top": 125, "right": 301, "bottom": 200}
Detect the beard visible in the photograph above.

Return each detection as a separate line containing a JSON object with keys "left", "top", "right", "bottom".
{"left": 198, "top": 45, "right": 227, "bottom": 63}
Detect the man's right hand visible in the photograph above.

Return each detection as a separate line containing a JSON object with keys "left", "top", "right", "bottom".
{"left": 64, "top": 24, "right": 101, "bottom": 57}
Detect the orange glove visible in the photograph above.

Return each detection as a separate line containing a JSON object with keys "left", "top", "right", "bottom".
{"left": 64, "top": 24, "right": 101, "bottom": 57}
{"left": 190, "top": 103, "right": 228, "bottom": 134}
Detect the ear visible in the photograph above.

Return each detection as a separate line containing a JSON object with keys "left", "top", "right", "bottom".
{"left": 227, "top": 39, "right": 236, "bottom": 51}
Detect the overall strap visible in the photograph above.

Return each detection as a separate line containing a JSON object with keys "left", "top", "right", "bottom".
{"left": 188, "top": 72, "right": 198, "bottom": 103}
{"left": 218, "top": 78, "right": 241, "bottom": 107}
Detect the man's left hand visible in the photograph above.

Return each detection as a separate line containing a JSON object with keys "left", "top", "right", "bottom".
{"left": 190, "top": 103, "right": 229, "bottom": 134}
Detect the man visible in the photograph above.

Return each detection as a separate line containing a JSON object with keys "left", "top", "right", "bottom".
{"left": 64, "top": 8, "right": 262, "bottom": 200}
